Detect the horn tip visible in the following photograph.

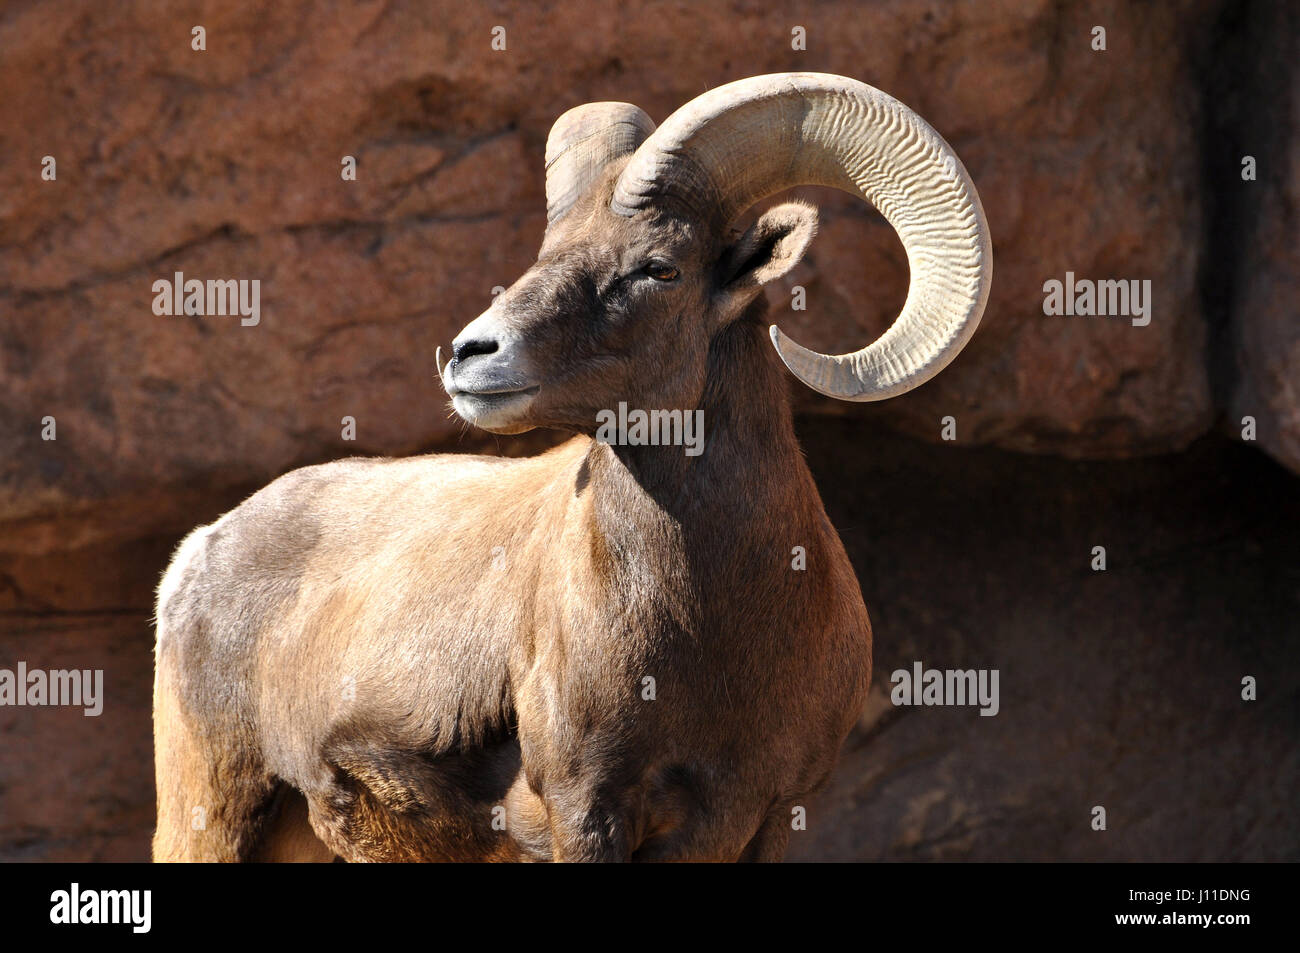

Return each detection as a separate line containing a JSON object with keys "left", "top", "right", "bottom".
{"left": 768, "top": 324, "right": 800, "bottom": 369}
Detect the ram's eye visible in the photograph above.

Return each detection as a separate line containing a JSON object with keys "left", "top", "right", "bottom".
{"left": 642, "top": 262, "right": 679, "bottom": 282}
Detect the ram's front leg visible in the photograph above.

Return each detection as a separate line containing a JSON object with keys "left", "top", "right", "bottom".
{"left": 541, "top": 779, "right": 639, "bottom": 862}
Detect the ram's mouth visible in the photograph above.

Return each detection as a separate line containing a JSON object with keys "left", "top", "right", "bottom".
{"left": 450, "top": 386, "right": 540, "bottom": 434}
{"left": 455, "top": 384, "right": 540, "bottom": 399}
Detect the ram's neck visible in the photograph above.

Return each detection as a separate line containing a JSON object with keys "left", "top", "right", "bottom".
{"left": 580, "top": 307, "right": 820, "bottom": 550}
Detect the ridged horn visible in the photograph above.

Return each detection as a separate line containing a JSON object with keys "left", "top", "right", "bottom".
{"left": 611, "top": 72, "right": 991, "bottom": 401}
{"left": 545, "top": 102, "right": 656, "bottom": 229}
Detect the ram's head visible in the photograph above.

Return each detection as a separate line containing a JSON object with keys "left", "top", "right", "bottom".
{"left": 438, "top": 72, "right": 992, "bottom": 435}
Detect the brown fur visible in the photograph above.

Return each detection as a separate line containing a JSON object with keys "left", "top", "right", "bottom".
{"left": 152, "top": 163, "right": 872, "bottom": 862}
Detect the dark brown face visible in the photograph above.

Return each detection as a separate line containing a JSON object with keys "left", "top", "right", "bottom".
{"left": 440, "top": 171, "right": 818, "bottom": 436}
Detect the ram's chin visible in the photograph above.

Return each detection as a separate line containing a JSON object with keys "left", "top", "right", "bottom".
{"left": 452, "top": 391, "right": 539, "bottom": 435}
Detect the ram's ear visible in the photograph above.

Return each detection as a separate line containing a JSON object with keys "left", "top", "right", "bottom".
{"left": 714, "top": 201, "right": 818, "bottom": 315}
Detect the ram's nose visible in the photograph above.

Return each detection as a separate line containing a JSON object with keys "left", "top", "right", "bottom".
{"left": 450, "top": 336, "right": 500, "bottom": 366}
{"left": 438, "top": 336, "right": 504, "bottom": 391}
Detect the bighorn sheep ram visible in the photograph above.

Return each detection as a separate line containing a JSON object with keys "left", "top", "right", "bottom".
{"left": 153, "top": 73, "right": 991, "bottom": 862}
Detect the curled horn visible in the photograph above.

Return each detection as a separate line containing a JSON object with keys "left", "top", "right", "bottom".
{"left": 612, "top": 72, "right": 992, "bottom": 402}
{"left": 545, "top": 102, "right": 656, "bottom": 229}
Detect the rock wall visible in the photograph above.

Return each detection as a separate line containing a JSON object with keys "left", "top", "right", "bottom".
{"left": 0, "top": 0, "right": 1295, "bottom": 861}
